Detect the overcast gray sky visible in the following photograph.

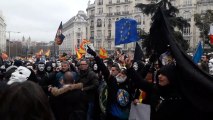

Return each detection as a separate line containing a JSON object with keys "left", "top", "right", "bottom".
{"left": 0, "top": 0, "right": 94, "bottom": 42}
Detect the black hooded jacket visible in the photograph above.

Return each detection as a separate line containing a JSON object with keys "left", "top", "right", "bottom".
{"left": 127, "top": 64, "right": 211, "bottom": 120}
{"left": 94, "top": 56, "right": 133, "bottom": 119}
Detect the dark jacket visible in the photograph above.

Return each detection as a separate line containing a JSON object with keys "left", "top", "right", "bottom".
{"left": 78, "top": 69, "right": 99, "bottom": 102}
{"left": 36, "top": 71, "right": 50, "bottom": 95}
{"left": 94, "top": 56, "right": 133, "bottom": 120}
{"left": 49, "top": 90, "right": 87, "bottom": 120}
{"left": 127, "top": 67, "right": 212, "bottom": 120}
{"left": 201, "top": 61, "right": 209, "bottom": 73}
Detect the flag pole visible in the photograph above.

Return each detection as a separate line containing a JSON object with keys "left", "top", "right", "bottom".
{"left": 54, "top": 42, "right": 56, "bottom": 58}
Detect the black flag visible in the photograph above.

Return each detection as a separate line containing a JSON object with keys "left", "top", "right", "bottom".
{"left": 55, "top": 22, "right": 65, "bottom": 45}
{"left": 134, "top": 42, "right": 144, "bottom": 62}
{"left": 150, "top": 7, "right": 213, "bottom": 113}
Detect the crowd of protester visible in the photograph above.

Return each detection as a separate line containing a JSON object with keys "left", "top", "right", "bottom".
{"left": 0, "top": 47, "right": 212, "bottom": 120}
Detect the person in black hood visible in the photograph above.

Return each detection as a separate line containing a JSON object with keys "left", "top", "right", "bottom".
{"left": 125, "top": 58, "right": 202, "bottom": 120}
{"left": 13, "top": 60, "right": 23, "bottom": 67}
{"left": 45, "top": 62, "right": 53, "bottom": 73}
{"left": 36, "top": 61, "right": 50, "bottom": 95}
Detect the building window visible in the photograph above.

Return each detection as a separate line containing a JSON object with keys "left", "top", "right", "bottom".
{"left": 98, "top": 8, "right": 103, "bottom": 14}
{"left": 77, "top": 33, "right": 81, "bottom": 38}
{"left": 116, "top": 6, "right": 120, "bottom": 12}
{"left": 183, "top": 26, "right": 190, "bottom": 36}
{"left": 109, "top": 0, "right": 112, "bottom": 4}
{"left": 77, "top": 39, "right": 80, "bottom": 48}
{"left": 183, "top": 12, "right": 191, "bottom": 21}
{"left": 108, "top": 19, "right": 112, "bottom": 29}
{"left": 97, "top": 19, "right": 102, "bottom": 27}
{"left": 91, "top": 20, "right": 94, "bottom": 26}
{"left": 90, "top": 10, "right": 95, "bottom": 16}
{"left": 96, "top": 41, "right": 101, "bottom": 49}
{"left": 91, "top": 31, "right": 94, "bottom": 37}
{"left": 125, "top": 0, "right": 128, "bottom": 2}
{"left": 108, "top": 19, "right": 111, "bottom": 24}
{"left": 109, "top": 7, "right": 112, "bottom": 14}
{"left": 97, "top": 30, "right": 102, "bottom": 39}
{"left": 108, "top": 30, "right": 111, "bottom": 37}
{"left": 135, "top": 15, "right": 141, "bottom": 24}
{"left": 98, "top": 0, "right": 103, "bottom": 5}
{"left": 107, "top": 41, "right": 111, "bottom": 49}
{"left": 124, "top": 5, "right": 128, "bottom": 11}
{"left": 183, "top": 0, "right": 192, "bottom": 5}
{"left": 117, "top": 0, "right": 120, "bottom": 3}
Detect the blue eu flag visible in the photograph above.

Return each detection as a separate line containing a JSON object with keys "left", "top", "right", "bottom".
{"left": 193, "top": 41, "right": 203, "bottom": 64}
{"left": 115, "top": 18, "right": 140, "bottom": 45}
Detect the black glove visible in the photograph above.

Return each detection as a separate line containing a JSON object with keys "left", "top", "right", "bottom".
{"left": 87, "top": 45, "right": 96, "bottom": 57}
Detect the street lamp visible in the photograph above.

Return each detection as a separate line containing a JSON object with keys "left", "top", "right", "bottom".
{"left": 7, "top": 31, "right": 21, "bottom": 58}
{"left": 0, "top": 31, "right": 20, "bottom": 57}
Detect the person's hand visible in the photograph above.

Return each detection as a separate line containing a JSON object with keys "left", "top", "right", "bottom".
{"left": 87, "top": 45, "right": 96, "bottom": 57}
{"left": 48, "top": 85, "right": 53, "bottom": 92}
{"left": 133, "top": 99, "right": 140, "bottom": 105}
{"left": 119, "top": 54, "right": 125, "bottom": 64}
{"left": 125, "top": 58, "right": 133, "bottom": 69}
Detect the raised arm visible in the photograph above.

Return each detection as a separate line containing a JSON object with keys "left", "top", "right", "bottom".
{"left": 125, "top": 58, "right": 155, "bottom": 93}
{"left": 87, "top": 46, "right": 110, "bottom": 81}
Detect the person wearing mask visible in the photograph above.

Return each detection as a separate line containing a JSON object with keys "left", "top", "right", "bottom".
{"left": 45, "top": 62, "right": 54, "bottom": 73}
{"left": 78, "top": 59, "right": 99, "bottom": 120}
{"left": 87, "top": 47, "right": 133, "bottom": 120}
{"left": 36, "top": 61, "right": 50, "bottom": 95}
{"left": 7, "top": 66, "right": 37, "bottom": 85}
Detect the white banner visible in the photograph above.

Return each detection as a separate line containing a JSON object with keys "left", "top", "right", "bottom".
{"left": 129, "top": 103, "right": 151, "bottom": 120}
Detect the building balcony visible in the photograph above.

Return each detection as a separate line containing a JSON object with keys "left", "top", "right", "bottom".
{"left": 106, "top": 1, "right": 132, "bottom": 6}
{"left": 122, "top": 11, "right": 130, "bottom": 15}
{"left": 197, "top": 0, "right": 213, "bottom": 4}
{"left": 114, "top": 12, "right": 121, "bottom": 15}
{"left": 108, "top": 24, "right": 112, "bottom": 29}
{"left": 90, "top": 26, "right": 94, "bottom": 30}
{"left": 96, "top": 36, "right": 102, "bottom": 39}
{"left": 97, "top": 2, "right": 103, "bottom": 5}
{"left": 107, "top": 36, "right": 111, "bottom": 40}
{"left": 89, "top": 14, "right": 95, "bottom": 18}
{"left": 106, "top": 13, "right": 113, "bottom": 16}
{"left": 106, "top": 36, "right": 114, "bottom": 40}
{"left": 178, "top": 4, "right": 194, "bottom": 8}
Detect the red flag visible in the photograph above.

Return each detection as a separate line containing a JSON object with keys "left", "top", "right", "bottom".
{"left": 55, "top": 22, "right": 65, "bottom": 45}
{"left": 99, "top": 47, "right": 108, "bottom": 59}
{"left": 75, "top": 47, "right": 82, "bottom": 60}
{"left": 209, "top": 25, "right": 213, "bottom": 44}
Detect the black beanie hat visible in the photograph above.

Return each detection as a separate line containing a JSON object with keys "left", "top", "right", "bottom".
{"left": 159, "top": 64, "right": 176, "bottom": 83}
{"left": 14, "top": 60, "right": 23, "bottom": 67}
